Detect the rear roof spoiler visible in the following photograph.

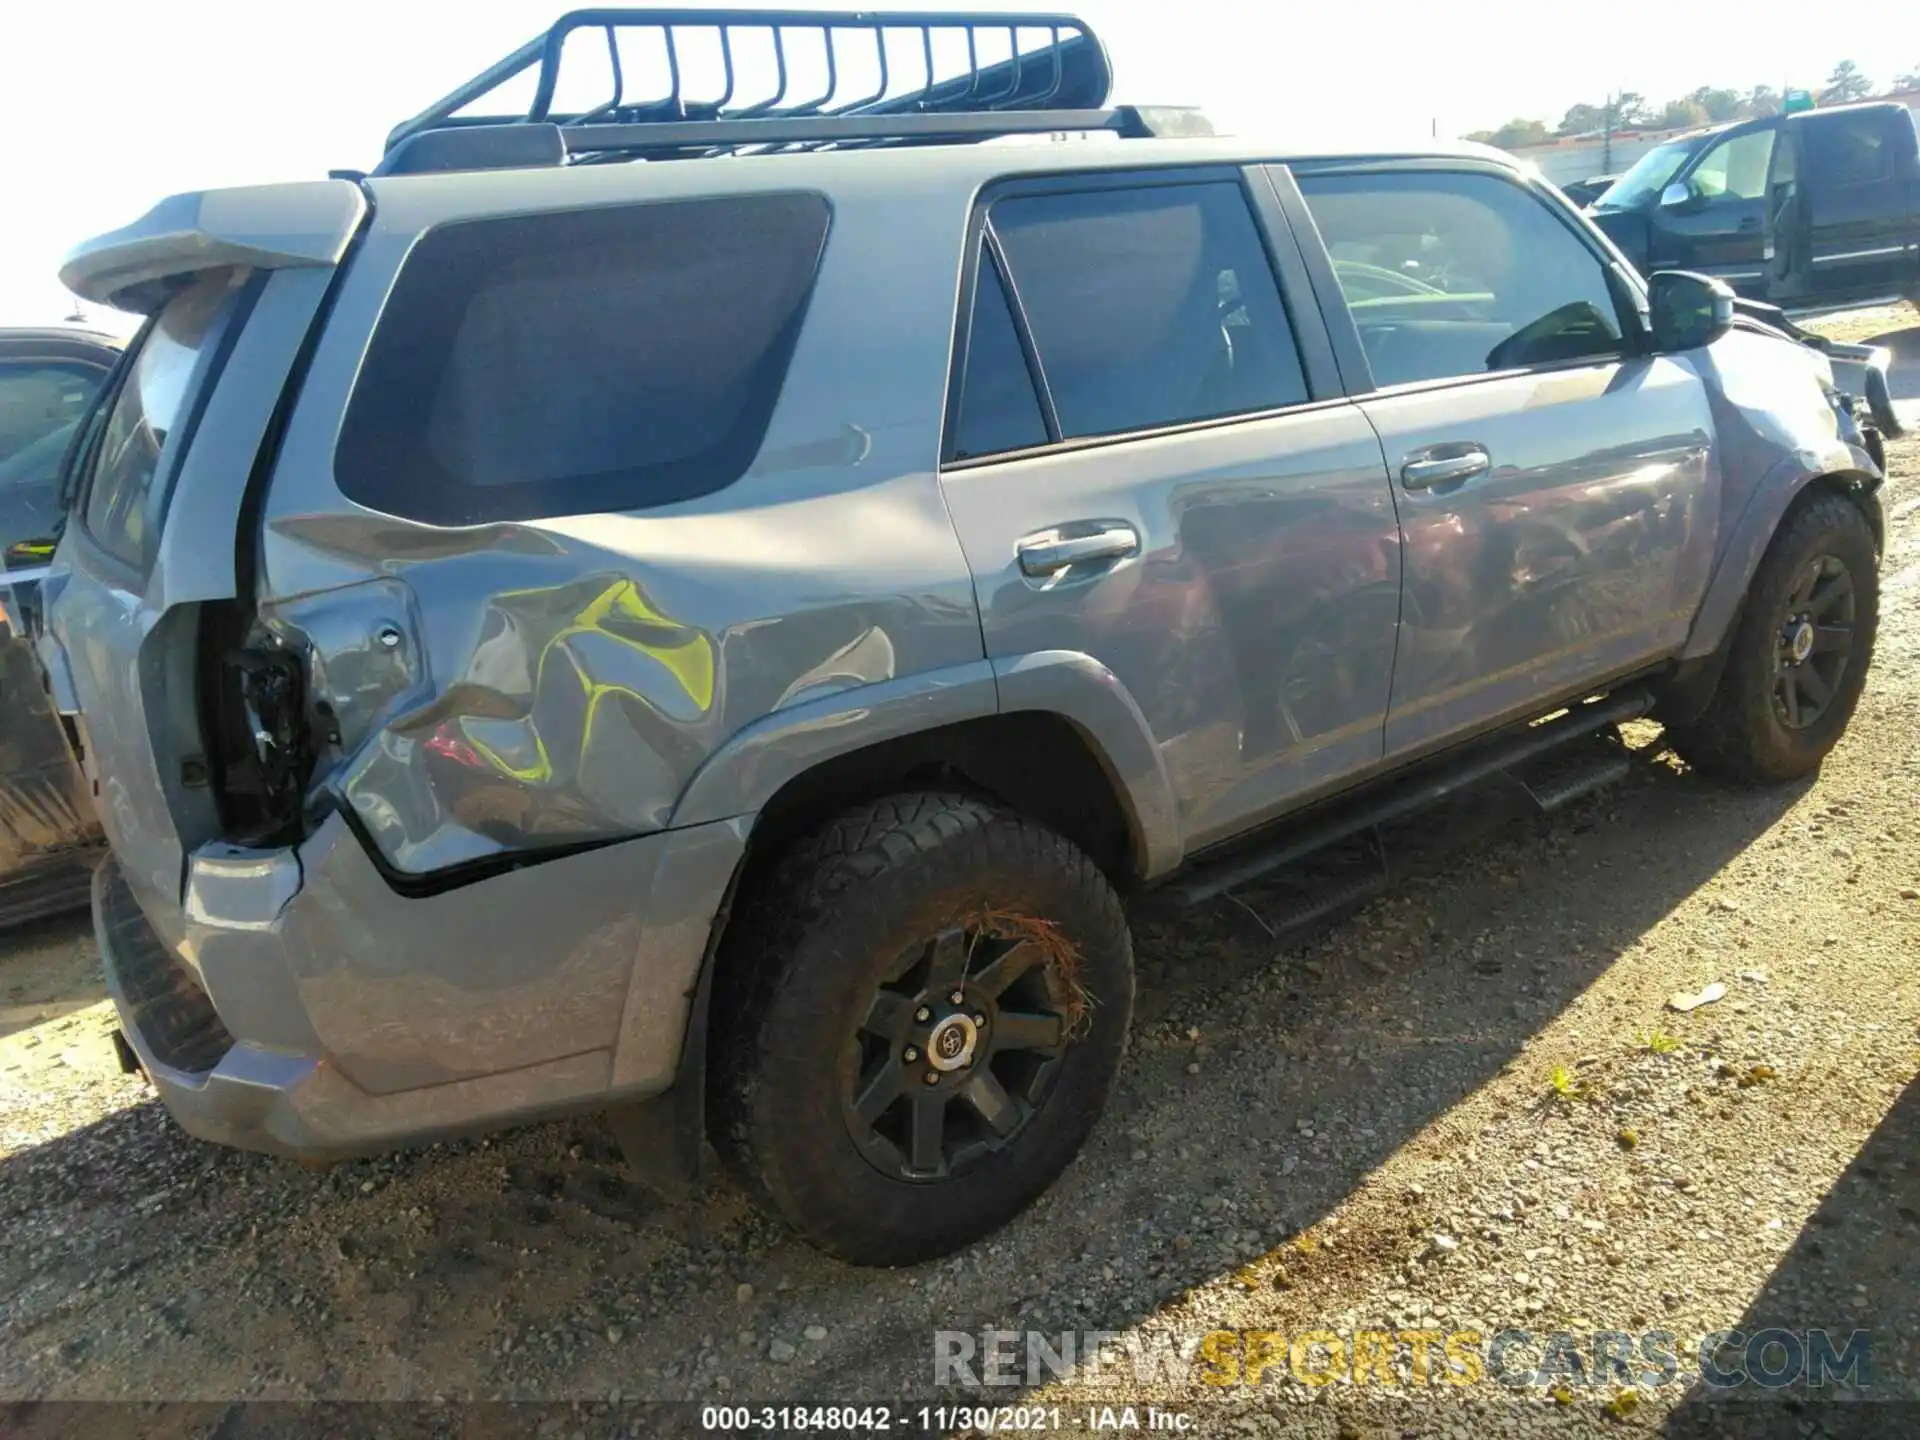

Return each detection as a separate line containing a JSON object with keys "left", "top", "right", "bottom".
{"left": 61, "top": 180, "right": 366, "bottom": 314}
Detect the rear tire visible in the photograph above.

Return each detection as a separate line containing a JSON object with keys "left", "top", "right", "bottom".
{"left": 713, "top": 792, "right": 1133, "bottom": 1265}
{"left": 1666, "top": 491, "right": 1878, "bottom": 783}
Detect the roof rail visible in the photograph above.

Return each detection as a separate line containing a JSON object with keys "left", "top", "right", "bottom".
{"left": 376, "top": 8, "right": 1205, "bottom": 175}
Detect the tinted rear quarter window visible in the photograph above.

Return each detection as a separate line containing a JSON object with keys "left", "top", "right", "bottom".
{"left": 336, "top": 193, "right": 831, "bottom": 527}
{"left": 988, "top": 181, "right": 1309, "bottom": 441}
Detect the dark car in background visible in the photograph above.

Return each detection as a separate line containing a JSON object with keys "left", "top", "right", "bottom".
{"left": 1587, "top": 101, "right": 1920, "bottom": 311}
{"left": 0, "top": 327, "right": 116, "bottom": 924}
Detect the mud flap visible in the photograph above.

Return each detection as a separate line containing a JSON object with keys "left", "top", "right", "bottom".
{"left": 603, "top": 878, "right": 730, "bottom": 1209}
{"left": 110, "top": 1026, "right": 142, "bottom": 1076}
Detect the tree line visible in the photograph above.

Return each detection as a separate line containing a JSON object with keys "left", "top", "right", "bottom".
{"left": 1467, "top": 60, "right": 1919, "bottom": 151}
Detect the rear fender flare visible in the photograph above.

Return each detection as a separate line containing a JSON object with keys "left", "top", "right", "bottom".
{"left": 667, "top": 651, "right": 1183, "bottom": 879}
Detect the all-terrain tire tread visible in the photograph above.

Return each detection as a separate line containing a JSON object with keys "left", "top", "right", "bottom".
{"left": 1667, "top": 489, "right": 1878, "bottom": 784}
{"left": 711, "top": 790, "right": 1130, "bottom": 1263}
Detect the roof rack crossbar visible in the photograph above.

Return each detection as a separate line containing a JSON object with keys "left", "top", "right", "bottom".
{"left": 972, "top": 25, "right": 1023, "bottom": 109}
{"left": 733, "top": 22, "right": 791, "bottom": 117}
{"left": 834, "top": 21, "right": 891, "bottom": 114}
{"left": 568, "top": 24, "right": 626, "bottom": 127}
{"left": 804, "top": 25, "right": 837, "bottom": 115}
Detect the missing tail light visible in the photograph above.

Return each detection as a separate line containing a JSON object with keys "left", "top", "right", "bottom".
{"left": 198, "top": 600, "right": 314, "bottom": 847}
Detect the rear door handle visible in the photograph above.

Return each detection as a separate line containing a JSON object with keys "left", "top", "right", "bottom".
{"left": 1016, "top": 523, "right": 1140, "bottom": 577}
{"left": 1400, "top": 446, "right": 1491, "bottom": 492}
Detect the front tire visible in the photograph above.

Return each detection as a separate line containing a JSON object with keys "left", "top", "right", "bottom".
{"left": 714, "top": 793, "right": 1133, "bottom": 1265}
{"left": 1666, "top": 491, "right": 1878, "bottom": 783}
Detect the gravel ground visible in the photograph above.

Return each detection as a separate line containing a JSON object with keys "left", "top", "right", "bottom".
{"left": 1795, "top": 299, "right": 1915, "bottom": 347}
{"left": 3, "top": 419, "right": 1918, "bottom": 1436}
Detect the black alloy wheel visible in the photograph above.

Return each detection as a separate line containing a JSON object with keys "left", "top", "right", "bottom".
{"left": 842, "top": 924, "right": 1073, "bottom": 1182}
{"left": 1772, "top": 553, "right": 1857, "bottom": 730}
{"left": 711, "top": 792, "right": 1134, "bottom": 1265}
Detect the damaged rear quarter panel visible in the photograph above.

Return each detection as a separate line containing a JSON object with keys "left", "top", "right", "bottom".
{"left": 258, "top": 167, "right": 987, "bottom": 876}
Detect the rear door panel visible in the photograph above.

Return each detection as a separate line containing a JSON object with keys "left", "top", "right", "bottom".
{"left": 946, "top": 410, "right": 1400, "bottom": 852}
{"left": 938, "top": 169, "right": 1403, "bottom": 854}
{"left": 1799, "top": 109, "right": 1920, "bottom": 300}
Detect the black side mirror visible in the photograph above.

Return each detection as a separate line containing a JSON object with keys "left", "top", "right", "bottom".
{"left": 1646, "top": 270, "right": 1735, "bottom": 352}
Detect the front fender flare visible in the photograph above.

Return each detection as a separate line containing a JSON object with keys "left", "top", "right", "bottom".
{"left": 1681, "top": 443, "right": 1881, "bottom": 664}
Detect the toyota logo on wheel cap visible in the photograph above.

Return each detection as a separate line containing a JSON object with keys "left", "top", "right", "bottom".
{"left": 926, "top": 1014, "right": 979, "bottom": 1072}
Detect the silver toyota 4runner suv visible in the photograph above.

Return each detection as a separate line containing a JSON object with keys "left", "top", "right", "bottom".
{"left": 46, "top": 10, "right": 1884, "bottom": 1265}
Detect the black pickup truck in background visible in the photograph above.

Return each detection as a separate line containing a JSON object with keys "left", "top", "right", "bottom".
{"left": 1587, "top": 101, "right": 1920, "bottom": 311}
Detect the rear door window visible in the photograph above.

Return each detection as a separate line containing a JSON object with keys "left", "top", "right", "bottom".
{"left": 986, "top": 181, "right": 1310, "bottom": 441}
{"left": 1804, "top": 113, "right": 1894, "bottom": 187}
{"left": 1298, "top": 170, "right": 1626, "bottom": 387}
{"left": 335, "top": 193, "right": 831, "bottom": 527}
{"left": 949, "top": 247, "right": 1049, "bottom": 461}
{"left": 81, "top": 269, "right": 250, "bottom": 569}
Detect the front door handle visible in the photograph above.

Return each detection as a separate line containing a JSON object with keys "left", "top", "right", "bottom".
{"left": 1400, "top": 446, "right": 1491, "bottom": 492}
{"left": 1016, "top": 523, "right": 1140, "bottom": 577}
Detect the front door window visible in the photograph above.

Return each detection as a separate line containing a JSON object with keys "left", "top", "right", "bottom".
{"left": 1685, "top": 129, "right": 1776, "bottom": 204}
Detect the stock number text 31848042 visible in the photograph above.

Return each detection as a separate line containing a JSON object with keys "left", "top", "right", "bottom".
{"left": 701, "top": 1406, "right": 1071, "bottom": 1432}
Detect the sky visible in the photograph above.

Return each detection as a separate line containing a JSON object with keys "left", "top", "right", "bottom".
{"left": 2, "top": 0, "right": 1913, "bottom": 329}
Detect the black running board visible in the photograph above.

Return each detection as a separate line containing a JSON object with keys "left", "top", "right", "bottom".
{"left": 1159, "top": 688, "right": 1653, "bottom": 907}
{"left": 1506, "top": 727, "right": 1634, "bottom": 813}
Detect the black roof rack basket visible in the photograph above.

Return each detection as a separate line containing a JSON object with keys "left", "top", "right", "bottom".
{"left": 377, "top": 8, "right": 1207, "bottom": 175}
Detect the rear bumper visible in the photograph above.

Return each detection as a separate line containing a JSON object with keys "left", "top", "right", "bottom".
{"left": 97, "top": 810, "right": 747, "bottom": 1160}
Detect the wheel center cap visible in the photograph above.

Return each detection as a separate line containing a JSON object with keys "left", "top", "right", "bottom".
{"left": 1787, "top": 619, "right": 1815, "bottom": 665}
{"left": 926, "top": 1013, "right": 979, "bottom": 1072}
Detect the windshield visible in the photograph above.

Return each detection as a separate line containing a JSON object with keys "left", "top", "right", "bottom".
{"left": 1594, "top": 139, "right": 1699, "bottom": 210}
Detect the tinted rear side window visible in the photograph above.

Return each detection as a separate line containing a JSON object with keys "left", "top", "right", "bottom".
{"left": 337, "top": 193, "right": 831, "bottom": 526}
{"left": 950, "top": 247, "right": 1048, "bottom": 460}
{"left": 989, "top": 182, "right": 1309, "bottom": 440}
{"left": 1804, "top": 114, "right": 1893, "bottom": 187}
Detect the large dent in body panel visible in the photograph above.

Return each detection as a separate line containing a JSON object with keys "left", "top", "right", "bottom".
{"left": 266, "top": 510, "right": 976, "bottom": 874}
{"left": 257, "top": 174, "right": 986, "bottom": 876}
